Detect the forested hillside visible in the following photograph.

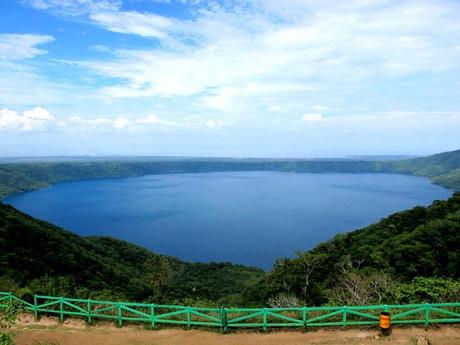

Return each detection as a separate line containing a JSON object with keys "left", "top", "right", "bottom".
{"left": 0, "top": 159, "right": 379, "bottom": 199}
{"left": 1, "top": 193, "right": 459, "bottom": 307}
{"left": 378, "top": 149, "right": 460, "bottom": 190}
{"left": 243, "top": 192, "right": 460, "bottom": 306}
{"left": 0, "top": 149, "right": 459, "bottom": 200}
{"left": 0, "top": 203, "right": 263, "bottom": 304}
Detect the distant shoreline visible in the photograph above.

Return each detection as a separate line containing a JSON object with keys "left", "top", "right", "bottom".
{"left": 0, "top": 149, "right": 459, "bottom": 200}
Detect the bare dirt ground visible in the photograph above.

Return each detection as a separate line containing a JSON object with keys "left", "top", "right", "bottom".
{"left": 10, "top": 314, "right": 460, "bottom": 345}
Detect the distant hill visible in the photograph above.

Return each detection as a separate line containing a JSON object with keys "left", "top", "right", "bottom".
{"left": 0, "top": 203, "right": 263, "bottom": 303}
{"left": 0, "top": 159, "right": 378, "bottom": 199}
{"left": 0, "top": 149, "right": 459, "bottom": 200}
{"left": 378, "top": 149, "right": 460, "bottom": 190}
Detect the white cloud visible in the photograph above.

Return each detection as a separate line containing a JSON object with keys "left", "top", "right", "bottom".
{"left": 89, "top": 44, "right": 112, "bottom": 53}
{"left": 0, "top": 34, "right": 54, "bottom": 60}
{"left": 0, "top": 107, "right": 224, "bottom": 134}
{"left": 313, "top": 105, "right": 329, "bottom": 111}
{"left": 64, "top": 0, "right": 460, "bottom": 124}
{"left": 302, "top": 113, "right": 323, "bottom": 122}
{"left": 205, "top": 119, "right": 225, "bottom": 129}
{"left": 135, "top": 115, "right": 162, "bottom": 125}
{"left": 23, "top": 0, "right": 121, "bottom": 16}
{"left": 68, "top": 115, "right": 132, "bottom": 132}
{"left": 300, "top": 111, "right": 460, "bottom": 125}
{"left": 89, "top": 11, "right": 173, "bottom": 39}
{"left": 11, "top": 0, "right": 460, "bottom": 152}
{"left": 0, "top": 107, "right": 58, "bottom": 131}
{"left": 66, "top": 113, "right": 226, "bottom": 132}
{"left": 0, "top": 33, "right": 90, "bottom": 108}
{"left": 205, "top": 120, "right": 217, "bottom": 128}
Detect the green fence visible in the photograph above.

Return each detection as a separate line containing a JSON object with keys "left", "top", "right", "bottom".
{"left": 1, "top": 292, "right": 460, "bottom": 332}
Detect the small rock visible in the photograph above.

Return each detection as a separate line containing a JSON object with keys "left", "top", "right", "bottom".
{"left": 415, "top": 335, "right": 429, "bottom": 345}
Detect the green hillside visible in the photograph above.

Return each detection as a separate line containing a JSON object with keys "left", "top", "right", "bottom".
{"left": 0, "top": 149, "right": 459, "bottom": 200}
{"left": 252, "top": 192, "right": 460, "bottom": 306}
{"left": 379, "top": 149, "right": 460, "bottom": 190}
{"left": 0, "top": 159, "right": 379, "bottom": 199}
{"left": 0, "top": 203, "right": 263, "bottom": 304}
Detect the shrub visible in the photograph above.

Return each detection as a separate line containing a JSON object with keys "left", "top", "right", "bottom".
{"left": 396, "top": 277, "right": 460, "bottom": 303}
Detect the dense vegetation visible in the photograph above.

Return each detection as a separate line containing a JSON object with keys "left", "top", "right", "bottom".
{"left": 248, "top": 192, "right": 460, "bottom": 306}
{"left": 1, "top": 192, "right": 459, "bottom": 307}
{"left": 0, "top": 203, "right": 263, "bottom": 304}
{"left": 376, "top": 149, "right": 460, "bottom": 190}
{"left": 1, "top": 149, "right": 459, "bottom": 200}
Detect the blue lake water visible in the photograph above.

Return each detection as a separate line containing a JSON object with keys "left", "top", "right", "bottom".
{"left": 4, "top": 172, "right": 451, "bottom": 269}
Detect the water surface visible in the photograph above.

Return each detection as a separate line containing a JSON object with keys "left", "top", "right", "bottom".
{"left": 5, "top": 172, "right": 451, "bottom": 268}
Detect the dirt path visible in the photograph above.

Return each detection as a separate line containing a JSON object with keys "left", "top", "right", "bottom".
{"left": 11, "top": 317, "right": 460, "bottom": 345}
{"left": 14, "top": 326, "right": 460, "bottom": 345}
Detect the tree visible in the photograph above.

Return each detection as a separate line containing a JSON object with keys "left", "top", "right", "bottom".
{"left": 270, "top": 252, "right": 326, "bottom": 304}
{"left": 326, "top": 272, "right": 396, "bottom": 306}
{"left": 143, "top": 255, "right": 171, "bottom": 302}
{"left": 268, "top": 293, "right": 302, "bottom": 308}
{"left": 296, "top": 252, "right": 326, "bottom": 299}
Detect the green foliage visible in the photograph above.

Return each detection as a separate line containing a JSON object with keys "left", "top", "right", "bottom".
{"left": 0, "top": 278, "right": 18, "bottom": 295}
{"left": 267, "top": 192, "right": 460, "bottom": 305}
{"left": 143, "top": 254, "right": 171, "bottom": 303}
{"left": 167, "top": 261, "right": 264, "bottom": 304}
{"left": 379, "top": 149, "right": 460, "bottom": 190}
{"left": 0, "top": 203, "right": 264, "bottom": 304}
{"left": 0, "top": 333, "right": 15, "bottom": 345}
{"left": 0, "top": 300, "right": 22, "bottom": 329}
{"left": 0, "top": 300, "right": 22, "bottom": 345}
{"left": 169, "top": 297, "right": 221, "bottom": 308}
{"left": 396, "top": 277, "right": 460, "bottom": 304}
{"left": 270, "top": 252, "right": 327, "bottom": 304}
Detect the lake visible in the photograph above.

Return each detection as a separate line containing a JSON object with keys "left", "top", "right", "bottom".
{"left": 4, "top": 172, "right": 451, "bottom": 269}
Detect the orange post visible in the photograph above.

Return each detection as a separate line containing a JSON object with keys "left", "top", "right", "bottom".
{"left": 379, "top": 311, "right": 391, "bottom": 336}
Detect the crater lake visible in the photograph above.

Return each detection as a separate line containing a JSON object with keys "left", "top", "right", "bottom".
{"left": 4, "top": 171, "right": 451, "bottom": 269}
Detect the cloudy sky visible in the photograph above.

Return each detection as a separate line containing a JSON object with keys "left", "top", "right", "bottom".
{"left": 0, "top": 0, "right": 459, "bottom": 157}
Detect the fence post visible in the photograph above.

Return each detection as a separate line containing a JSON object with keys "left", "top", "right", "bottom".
{"left": 220, "top": 307, "right": 228, "bottom": 333}
{"left": 262, "top": 308, "right": 267, "bottom": 332}
{"left": 59, "top": 297, "right": 64, "bottom": 323}
{"left": 186, "top": 306, "right": 191, "bottom": 329}
{"left": 87, "top": 300, "right": 92, "bottom": 324}
{"left": 33, "top": 295, "right": 38, "bottom": 321}
{"left": 117, "top": 302, "right": 123, "bottom": 327}
{"left": 342, "top": 307, "right": 347, "bottom": 327}
{"left": 424, "top": 303, "right": 430, "bottom": 326}
{"left": 150, "top": 304, "right": 155, "bottom": 329}
{"left": 302, "top": 307, "right": 307, "bottom": 328}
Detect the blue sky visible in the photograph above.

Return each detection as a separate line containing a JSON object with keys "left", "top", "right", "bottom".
{"left": 0, "top": 0, "right": 459, "bottom": 157}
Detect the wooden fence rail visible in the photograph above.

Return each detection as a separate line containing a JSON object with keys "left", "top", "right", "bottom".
{"left": 1, "top": 292, "right": 459, "bottom": 332}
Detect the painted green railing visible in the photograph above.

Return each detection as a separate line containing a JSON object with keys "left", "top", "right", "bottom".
{"left": 1, "top": 292, "right": 460, "bottom": 331}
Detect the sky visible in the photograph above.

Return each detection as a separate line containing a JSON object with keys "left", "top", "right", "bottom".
{"left": 0, "top": 0, "right": 459, "bottom": 158}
